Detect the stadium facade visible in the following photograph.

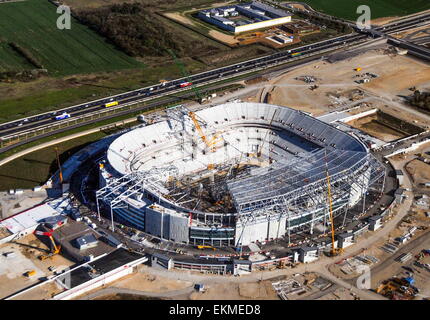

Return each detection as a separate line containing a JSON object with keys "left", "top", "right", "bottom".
{"left": 96, "top": 103, "right": 385, "bottom": 247}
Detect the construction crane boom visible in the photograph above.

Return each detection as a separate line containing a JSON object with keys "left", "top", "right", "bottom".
{"left": 34, "top": 229, "right": 61, "bottom": 260}
{"left": 324, "top": 152, "right": 342, "bottom": 257}
{"left": 189, "top": 111, "right": 222, "bottom": 151}
{"left": 325, "top": 170, "right": 336, "bottom": 256}
{"left": 166, "top": 49, "right": 202, "bottom": 101}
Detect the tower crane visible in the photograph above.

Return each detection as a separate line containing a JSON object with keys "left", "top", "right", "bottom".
{"left": 324, "top": 152, "right": 343, "bottom": 257}
{"left": 188, "top": 111, "right": 222, "bottom": 152}
{"left": 166, "top": 49, "right": 203, "bottom": 102}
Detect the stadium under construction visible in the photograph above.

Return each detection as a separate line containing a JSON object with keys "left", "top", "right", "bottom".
{"left": 95, "top": 102, "right": 386, "bottom": 248}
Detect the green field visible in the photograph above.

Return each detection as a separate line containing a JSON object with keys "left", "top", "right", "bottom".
{"left": 0, "top": 42, "right": 34, "bottom": 72}
{"left": 0, "top": 130, "right": 110, "bottom": 191}
{"left": 299, "top": 0, "right": 430, "bottom": 20}
{"left": 0, "top": 0, "right": 142, "bottom": 75}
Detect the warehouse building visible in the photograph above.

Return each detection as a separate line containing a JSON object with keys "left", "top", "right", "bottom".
{"left": 198, "top": 2, "right": 292, "bottom": 34}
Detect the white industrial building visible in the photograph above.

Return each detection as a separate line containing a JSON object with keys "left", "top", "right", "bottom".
{"left": 0, "top": 203, "right": 63, "bottom": 244}
{"left": 337, "top": 232, "right": 354, "bottom": 249}
{"left": 369, "top": 215, "right": 383, "bottom": 231}
{"left": 96, "top": 102, "right": 385, "bottom": 248}
{"left": 198, "top": 2, "right": 292, "bottom": 34}
{"left": 298, "top": 247, "right": 319, "bottom": 263}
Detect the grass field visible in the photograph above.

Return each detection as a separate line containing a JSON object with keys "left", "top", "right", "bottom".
{"left": 0, "top": 130, "right": 109, "bottom": 191}
{"left": 0, "top": 0, "right": 142, "bottom": 75}
{"left": 298, "top": 0, "right": 430, "bottom": 20}
{"left": 0, "top": 42, "right": 34, "bottom": 72}
{"left": 0, "top": 59, "right": 205, "bottom": 123}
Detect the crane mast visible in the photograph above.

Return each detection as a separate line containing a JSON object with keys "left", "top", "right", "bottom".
{"left": 324, "top": 152, "right": 342, "bottom": 257}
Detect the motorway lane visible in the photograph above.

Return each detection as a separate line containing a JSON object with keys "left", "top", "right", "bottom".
{"left": 0, "top": 33, "right": 366, "bottom": 136}
{"left": 1, "top": 13, "right": 429, "bottom": 138}
{"left": 0, "top": 54, "right": 324, "bottom": 154}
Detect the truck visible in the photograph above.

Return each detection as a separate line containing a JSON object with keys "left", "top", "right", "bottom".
{"left": 179, "top": 81, "right": 192, "bottom": 88}
{"left": 105, "top": 101, "right": 119, "bottom": 108}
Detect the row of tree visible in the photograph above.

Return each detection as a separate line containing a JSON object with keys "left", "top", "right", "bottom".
{"left": 9, "top": 42, "right": 44, "bottom": 69}
{"left": 0, "top": 69, "right": 48, "bottom": 82}
{"left": 75, "top": 3, "right": 219, "bottom": 58}
{"left": 295, "top": 11, "right": 353, "bottom": 33}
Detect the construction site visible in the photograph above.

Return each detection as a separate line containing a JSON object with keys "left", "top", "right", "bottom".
{"left": 164, "top": 2, "right": 320, "bottom": 48}
{"left": 1, "top": 27, "right": 430, "bottom": 301}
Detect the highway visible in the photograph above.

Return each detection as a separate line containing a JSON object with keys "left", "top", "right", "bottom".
{"left": 1, "top": 11, "right": 429, "bottom": 141}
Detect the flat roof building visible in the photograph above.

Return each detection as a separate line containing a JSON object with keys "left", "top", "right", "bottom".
{"left": 75, "top": 234, "right": 98, "bottom": 250}
{"left": 298, "top": 246, "right": 319, "bottom": 263}
{"left": 198, "top": 2, "right": 292, "bottom": 34}
{"left": 395, "top": 170, "right": 404, "bottom": 185}
{"left": 337, "top": 232, "right": 354, "bottom": 249}
{"left": 369, "top": 215, "right": 383, "bottom": 231}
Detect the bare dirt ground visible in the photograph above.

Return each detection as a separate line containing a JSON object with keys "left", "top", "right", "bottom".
{"left": 392, "top": 25, "right": 430, "bottom": 40}
{"left": 371, "top": 17, "right": 399, "bottom": 26}
{"left": 347, "top": 116, "right": 406, "bottom": 142}
{"left": 406, "top": 160, "right": 430, "bottom": 185}
{"left": 248, "top": 48, "right": 430, "bottom": 123}
{"left": 189, "top": 281, "right": 279, "bottom": 300}
{"left": 112, "top": 272, "right": 193, "bottom": 293}
{"left": 10, "top": 281, "right": 62, "bottom": 300}
{"left": 164, "top": 12, "right": 195, "bottom": 26}
{"left": 208, "top": 30, "right": 239, "bottom": 45}
{"left": 316, "top": 287, "right": 357, "bottom": 300}
{"left": 0, "top": 234, "right": 74, "bottom": 299}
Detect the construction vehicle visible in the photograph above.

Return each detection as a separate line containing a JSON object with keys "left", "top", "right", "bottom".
{"left": 278, "top": 259, "right": 287, "bottom": 269}
{"left": 34, "top": 229, "right": 61, "bottom": 260}
{"left": 197, "top": 245, "right": 216, "bottom": 250}
{"left": 24, "top": 270, "right": 36, "bottom": 277}
{"left": 189, "top": 111, "right": 223, "bottom": 153}
{"left": 354, "top": 67, "right": 362, "bottom": 72}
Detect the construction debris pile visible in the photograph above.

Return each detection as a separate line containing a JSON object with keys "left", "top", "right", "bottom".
{"left": 354, "top": 72, "right": 379, "bottom": 84}
{"left": 272, "top": 278, "right": 305, "bottom": 300}
{"left": 338, "top": 254, "right": 379, "bottom": 275}
{"left": 376, "top": 276, "right": 419, "bottom": 300}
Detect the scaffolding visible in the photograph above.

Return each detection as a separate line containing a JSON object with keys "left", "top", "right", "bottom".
{"left": 97, "top": 102, "right": 387, "bottom": 246}
{"left": 96, "top": 165, "right": 179, "bottom": 230}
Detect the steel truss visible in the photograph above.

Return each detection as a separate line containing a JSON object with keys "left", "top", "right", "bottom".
{"left": 231, "top": 148, "right": 386, "bottom": 245}
{"left": 96, "top": 165, "right": 179, "bottom": 230}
